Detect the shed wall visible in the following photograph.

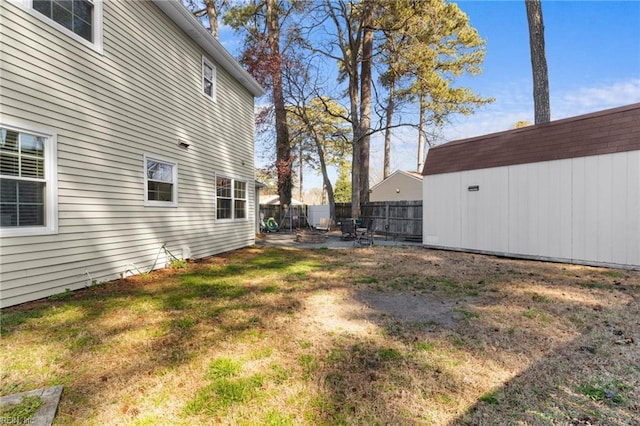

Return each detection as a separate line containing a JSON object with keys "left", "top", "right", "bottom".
{"left": 0, "top": 1, "right": 257, "bottom": 306}
{"left": 423, "top": 151, "right": 640, "bottom": 269}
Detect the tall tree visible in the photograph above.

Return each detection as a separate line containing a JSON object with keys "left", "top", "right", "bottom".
{"left": 395, "top": 0, "right": 493, "bottom": 171}
{"left": 287, "top": 97, "right": 351, "bottom": 223}
{"left": 224, "top": 0, "right": 295, "bottom": 206}
{"left": 333, "top": 159, "right": 352, "bottom": 203}
{"left": 314, "top": 0, "right": 377, "bottom": 217}
{"left": 376, "top": 1, "right": 413, "bottom": 179}
{"left": 358, "top": 0, "right": 374, "bottom": 204}
{"left": 182, "top": 0, "right": 228, "bottom": 39}
{"left": 525, "top": 0, "right": 550, "bottom": 124}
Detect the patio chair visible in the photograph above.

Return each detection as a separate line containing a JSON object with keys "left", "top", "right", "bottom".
{"left": 340, "top": 219, "right": 356, "bottom": 240}
{"left": 354, "top": 220, "right": 375, "bottom": 247}
{"left": 315, "top": 217, "right": 332, "bottom": 232}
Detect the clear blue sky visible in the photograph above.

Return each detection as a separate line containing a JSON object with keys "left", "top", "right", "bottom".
{"left": 447, "top": 0, "right": 640, "bottom": 137}
{"left": 219, "top": 0, "right": 640, "bottom": 194}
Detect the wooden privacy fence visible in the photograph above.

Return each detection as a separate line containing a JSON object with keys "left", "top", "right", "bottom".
{"left": 263, "top": 202, "right": 423, "bottom": 240}
{"left": 336, "top": 201, "right": 423, "bottom": 241}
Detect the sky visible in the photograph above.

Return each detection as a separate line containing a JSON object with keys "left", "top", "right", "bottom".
{"left": 219, "top": 1, "right": 640, "bottom": 195}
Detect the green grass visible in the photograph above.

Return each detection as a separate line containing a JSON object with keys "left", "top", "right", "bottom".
{"left": 207, "top": 357, "right": 242, "bottom": 379}
{"left": 376, "top": 347, "right": 402, "bottom": 361}
{"left": 454, "top": 308, "right": 480, "bottom": 319}
{"left": 184, "top": 375, "right": 265, "bottom": 415}
{"left": 298, "top": 354, "right": 320, "bottom": 379}
{"left": 1, "top": 246, "right": 638, "bottom": 425}
{"left": 602, "top": 270, "right": 624, "bottom": 279}
{"left": 170, "top": 258, "right": 189, "bottom": 269}
{"left": 0, "top": 395, "right": 44, "bottom": 423}
{"left": 578, "top": 380, "right": 631, "bottom": 405}
{"left": 355, "top": 277, "right": 379, "bottom": 284}
{"left": 528, "top": 292, "right": 550, "bottom": 303}
{"left": 415, "top": 341, "right": 436, "bottom": 352}
{"left": 264, "top": 410, "right": 295, "bottom": 426}
{"left": 522, "top": 307, "right": 548, "bottom": 321}
{"left": 478, "top": 391, "right": 500, "bottom": 405}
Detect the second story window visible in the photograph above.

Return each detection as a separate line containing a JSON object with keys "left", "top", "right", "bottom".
{"left": 202, "top": 57, "right": 217, "bottom": 102}
{"left": 10, "top": 0, "right": 103, "bottom": 52}
{"left": 33, "top": 0, "right": 94, "bottom": 42}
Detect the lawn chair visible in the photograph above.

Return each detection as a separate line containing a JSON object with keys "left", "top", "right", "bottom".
{"left": 340, "top": 219, "right": 356, "bottom": 240}
{"left": 354, "top": 220, "right": 375, "bottom": 247}
{"left": 315, "top": 218, "right": 332, "bottom": 232}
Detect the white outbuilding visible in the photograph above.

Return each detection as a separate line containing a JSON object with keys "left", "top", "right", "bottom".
{"left": 422, "top": 104, "right": 640, "bottom": 269}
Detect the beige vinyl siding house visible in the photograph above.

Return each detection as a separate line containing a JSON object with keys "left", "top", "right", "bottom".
{"left": 422, "top": 104, "right": 640, "bottom": 270}
{"left": 0, "top": 0, "right": 264, "bottom": 307}
{"left": 369, "top": 170, "right": 423, "bottom": 202}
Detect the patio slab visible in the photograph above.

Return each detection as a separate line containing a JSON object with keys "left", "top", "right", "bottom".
{"left": 0, "top": 386, "right": 63, "bottom": 426}
{"left": 256, "top": 230, "right": 422, "bottom": 249}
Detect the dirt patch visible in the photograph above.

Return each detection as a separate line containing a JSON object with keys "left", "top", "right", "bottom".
{"left": 301, "top": 291, "right": 376, "bottom": 335}
{"left": 356, "top": 291, "right": 461, "bottom": 327}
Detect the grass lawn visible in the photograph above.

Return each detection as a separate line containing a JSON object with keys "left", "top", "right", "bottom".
{"left": 1, "top": 246, "right": 639, "bottom": 425}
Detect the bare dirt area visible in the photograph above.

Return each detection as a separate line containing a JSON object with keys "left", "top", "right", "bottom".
{"left": 293, "top": 246, "right": 640, "bottom": 424}
{"left": 1, "top": 245, "right": 639, "bottom": 425}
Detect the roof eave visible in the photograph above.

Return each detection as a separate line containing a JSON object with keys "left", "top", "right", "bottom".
{"left": 151, "top": 0, "right": 265, "bottom": 98}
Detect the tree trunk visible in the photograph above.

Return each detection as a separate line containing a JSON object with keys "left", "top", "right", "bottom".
{"left": 349, "top": 32, "right": 361, "bottom": 218}
{"left": 315, "top": 140, "right": 336, "bottom": 224}
{"left": 417, "top": 92, "right": 426, "bottom": 173}
{"left": 358, "top": 1, "right": 373, "bottom": 205}
{"left": 267, "top": 0, "right": 292, "bottom": 206}
{"left": 204, "top": 0, "right": 219, "bottom": 39}
{"left": 298, "top": 144, "right": 303, "bottom": 202}
{"left": 383, "top": 78, "right": 395, "bottom": 179}
{"left": 525, "top": 0, "right": 550, "bottom": 124}
{"left": 350, "top": 75, "right": 361, "bottom": 218}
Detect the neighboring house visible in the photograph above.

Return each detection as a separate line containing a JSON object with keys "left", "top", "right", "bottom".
{"left": 369, "top": 170, "right": 423, "bottom": 202}
{"left": 259, "top": 195, "right": 304, "bottom": 206}
{"left": 423, "top": 104, "right": 640, "bottom": 270}
{"left": 0, "top": 0, "right": 264, "bottom": 307}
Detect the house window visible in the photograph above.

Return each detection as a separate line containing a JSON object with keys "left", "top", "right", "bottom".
{"left": 234, "top": 180, "right": 247, "bottom": 219}
{"left": 202, "top": 57, "right": 217, "bottom": 102}
{"left": 33, "top": 0, "right": 93, "bottom": 41}
{"left": 216, "top": 176, "right": 246, "bottom": 220}
{"left": 10, "top": 0, "right": 103, "bottom": 52}
{"left": 144, "top": 155, "right": 178, "bottom": 207}
{"left": 0, "top": 124, "right": 58, "bottom": 237}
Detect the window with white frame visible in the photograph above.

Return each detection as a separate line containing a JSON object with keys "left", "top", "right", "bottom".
{"left": 216, "top": 176, "right": 246, "bottom": 220}
{"left": 202, "top": 57, "right": 217, "bottom": 102}
{"left": 0, "top": 124, "right": 58, "bottom": 236}
{"left": 10, "top": 0, "right": 103, "bottom": 52}
{"left": 144, "top": 155, "right": 178, "bottom": 207}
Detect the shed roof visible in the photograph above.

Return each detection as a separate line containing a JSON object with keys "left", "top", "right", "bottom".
{"left": 423, "top": 103, "right": 640, "bottom": 176}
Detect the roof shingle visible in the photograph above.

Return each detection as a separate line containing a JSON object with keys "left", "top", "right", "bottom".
{"left": 423, "top": 104, "right": 640, "bottom": 176}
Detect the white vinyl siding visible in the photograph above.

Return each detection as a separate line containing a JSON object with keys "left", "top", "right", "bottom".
{"left": 0, "top": 0, "right": 257, "bottom": 307}
{"left": 423, "top": 151, "right": 640, "bottom": 269}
